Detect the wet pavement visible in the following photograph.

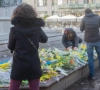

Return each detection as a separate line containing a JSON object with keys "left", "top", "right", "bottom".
{"left": 65, "top": 68, "right": 100, "bottom": 90}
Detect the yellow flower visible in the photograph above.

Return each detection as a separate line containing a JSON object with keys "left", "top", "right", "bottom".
{"left": 81, "top": 44, "right": 86, "bottom": 49}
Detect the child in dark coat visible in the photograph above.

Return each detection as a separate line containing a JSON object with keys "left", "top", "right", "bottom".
{"left": 62, "top": 28, "right": 82, "bottom": 50}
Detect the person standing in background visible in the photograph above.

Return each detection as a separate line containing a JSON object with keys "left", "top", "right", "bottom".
{"left": 8, "top": 3, "right": 48, "bottom": 90}
{"left": 80, "top": 8, "right": 100, "bottom": 80}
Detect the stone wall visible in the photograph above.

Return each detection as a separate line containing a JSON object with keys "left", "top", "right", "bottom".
{"left": 0, "top": 7, "right": 15, "bottom": 41}
{"left": 0, "top": 7, "right": 15, "bottom": 17}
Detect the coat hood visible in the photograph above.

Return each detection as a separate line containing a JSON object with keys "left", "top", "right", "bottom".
{"left": 85, "top": 13, "right": 95, "bottom": 17}
{"left": 11, "top": 17, "right": 45, "bottom": 27}
{"left": 13, "top": 26, "right": 41, "bottom": 37}
{"left": 11, "top": 17, "right": 45, "bottom": 36}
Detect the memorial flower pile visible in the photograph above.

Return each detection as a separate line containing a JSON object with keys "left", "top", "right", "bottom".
{"left": 0, "top": 44, "right": 97, "bottom": 86}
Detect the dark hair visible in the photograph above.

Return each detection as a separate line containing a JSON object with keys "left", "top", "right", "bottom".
{"left": 11, "top": 3, "right": 45, "bottom": 28}
{"left": 64, "top": 28, "right": 76, "bottom": 39}
{"left": 11, "top": 3, "right": 37, "bottom": 19}
{"left": 85, "top": 8, "right": 93, "bottom": 14}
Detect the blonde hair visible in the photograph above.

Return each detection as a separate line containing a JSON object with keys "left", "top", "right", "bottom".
{"left": 11, "top": 3, "right": 37, "bottom": 20}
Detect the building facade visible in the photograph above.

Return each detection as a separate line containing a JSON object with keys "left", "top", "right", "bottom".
{"left": 22, "top": 0, "right": 100, "bottom": 17}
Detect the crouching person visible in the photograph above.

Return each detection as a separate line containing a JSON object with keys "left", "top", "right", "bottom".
{"left": 62, "top": 28, "right": 82, "bottom": 50}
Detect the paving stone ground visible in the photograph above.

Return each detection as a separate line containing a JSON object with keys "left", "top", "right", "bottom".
{"left": 65, "top": 68, "right": 100, "bottom": 90}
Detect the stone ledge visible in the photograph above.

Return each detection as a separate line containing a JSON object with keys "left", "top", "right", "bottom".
{"left": 0, "top": 60, "right": 99, "bottom": 90}
{"left": 0, "top": 17, "right": 10, "bottom": 20}
{"left": 0, "top": 40, "right": 8, "bottom": 45}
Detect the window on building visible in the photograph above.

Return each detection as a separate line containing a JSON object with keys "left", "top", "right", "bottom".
{"left": 91, "top": 0, "right": 94, "bottom": 3}
{"left": 87, "top": 0, "right": 89, "bottom": 3}
{"left": 58, "top": 0, "right": 62, "bottom": 5}
{"left": 92, "top": 0, "right": 94, "bottom": 3}
{"left": 52, "top": 0, "right": 62, "bottom": 6}
{"left": 70, "top": 0, "right": 75, "bottom": 4}
{"left": 38, "top": 0, "right": 47, "bottom": 6}
{"left": 52, "top": 11, "right": 55, "bottom": 15}
{"left": 75, "top": 0, "right": 78, "bottom": 4}
{"left": 67, "top": 0, "right": 68, "bottom": 4}
{"left": 84, "top": 0, "right": 94, "bottom": 4}
{"left": 67, "top": 0, "right": 79, "bottom": 4}
{"left": 52, "top": 0, "right": 57, "bottom": 6}
{"left": 84, "top": 0, "right": 87, "bottom": 4}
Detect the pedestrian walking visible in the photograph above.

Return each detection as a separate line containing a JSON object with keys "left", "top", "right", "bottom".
{"left": 80, "top": 8, "right": 100, "bottom": 80}
{"left": 62, "top": 28, "right": 82, "bottom": 50}
{"left": 8, "top": 3, "right": 48, "bottom": 90}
